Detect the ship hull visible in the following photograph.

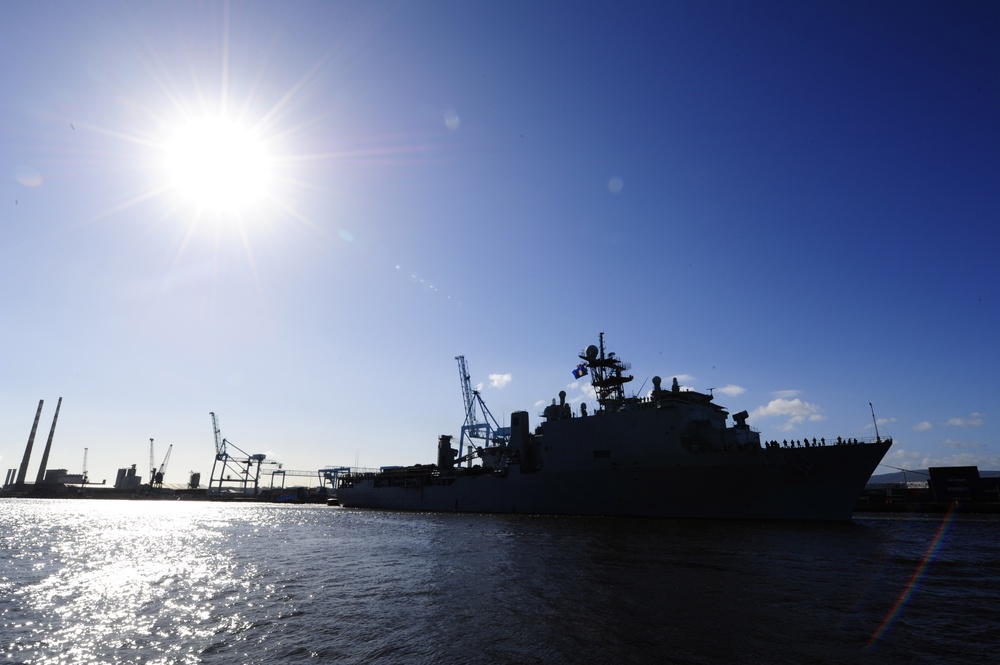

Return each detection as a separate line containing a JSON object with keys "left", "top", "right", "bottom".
{"left": 338, "top": 441, "right": 891, "bottom": 521}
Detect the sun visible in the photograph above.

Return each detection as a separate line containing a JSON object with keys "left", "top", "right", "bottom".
{"left": 163, "top": 116, "right": 274, "bottom": 214}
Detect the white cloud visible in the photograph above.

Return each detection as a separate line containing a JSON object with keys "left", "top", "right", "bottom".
{"left": 773, "top": 389, "right": 800, "bottom": 399}
{"left": 946, "top": 412, "right": 984, "bottom": 427}
{"left": 913, "top": 421, "right": 933, "bottom": 431}
{"left": 489, "top": 373, "right": 512, "bottom": 389}
{"left": 925, "top": 452, "right": 1000, "bottom": 469}
{"left": 750, "top": 398, "right": 825, "bottom": 431}
{"left": 664, "top": 374, "right": 694, "bottom": 386}
{"left": 881, "top": 445, "right": 1000, "bottom": 472}
{"left": 942, "top": 439, "right": 983, "bottom": 450}
{"left": 717, "top": 384, "right": 745, "bottom": 396}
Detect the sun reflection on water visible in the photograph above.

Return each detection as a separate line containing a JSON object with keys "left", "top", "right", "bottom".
{"left": 1, "top": 500, "right": 292, "bottom": 664}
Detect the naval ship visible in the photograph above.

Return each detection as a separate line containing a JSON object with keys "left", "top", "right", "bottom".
{"left": 337, "top": 335, "right": 891, "bottom": 520}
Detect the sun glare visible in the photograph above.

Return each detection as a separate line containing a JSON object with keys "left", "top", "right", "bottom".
{"left": 164, "top": 117, "right": 273, "bottom": 214}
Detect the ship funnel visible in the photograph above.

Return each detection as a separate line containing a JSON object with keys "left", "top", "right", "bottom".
{"left": 437, "top": 435, "right": 457, "bottom": 471}
{"left": 510, "top": 411, "right": 537, "bottom": 471}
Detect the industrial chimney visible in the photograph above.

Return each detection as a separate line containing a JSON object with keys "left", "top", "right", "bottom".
{"left": 15, "top": 400, "right": 44, "bottom": 486}
{"left": 35, "top": 397, "right": 63, "bottom": 485}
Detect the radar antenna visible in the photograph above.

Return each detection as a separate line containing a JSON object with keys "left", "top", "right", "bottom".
{"left": 579, "top": 332, "right": 633, "bottom": 411}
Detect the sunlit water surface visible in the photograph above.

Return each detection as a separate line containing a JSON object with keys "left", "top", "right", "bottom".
{"left": 1, "top": 499, "right": 996, "bottom": 664}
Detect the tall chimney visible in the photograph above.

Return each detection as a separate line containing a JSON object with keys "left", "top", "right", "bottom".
{"left": 16, "top": 400, "right": 44, "bottom": 486}
{"left": 35, "top": 397, "right": 63, "bottom": 485}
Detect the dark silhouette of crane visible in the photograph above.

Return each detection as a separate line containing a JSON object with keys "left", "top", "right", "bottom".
{"left": 149, "top": 438, "right": 173, "bottom": 489}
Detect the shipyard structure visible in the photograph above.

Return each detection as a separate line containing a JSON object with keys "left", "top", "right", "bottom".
{"left": 2, "top": 400, "right": 344, "bottom": 503}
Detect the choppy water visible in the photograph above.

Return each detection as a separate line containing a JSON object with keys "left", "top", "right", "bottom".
{"left": 1, "top": 498, "right": 996, "bottom": 664}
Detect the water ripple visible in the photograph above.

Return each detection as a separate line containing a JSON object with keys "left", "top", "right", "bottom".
{"left": 2, "top": 500, "right": 998, "bottom": 664}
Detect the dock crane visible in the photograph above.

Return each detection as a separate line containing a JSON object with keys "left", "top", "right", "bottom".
{"left": 74, "top": 447, "right": 105, "bottom": 487}
{"left": 207, "top": 412, "right": 279, "bottom": 497}
{"left": 148, "top": 438, "right": 155, "bottom": 486}
{"left": 455, "top": 355, "right": 508, "bottom": 466}
{"left": 148, "top": 438, "right": 172, "bottom": 488}
{"left": 153, "top": 445, "right": 172, "bottom": 488}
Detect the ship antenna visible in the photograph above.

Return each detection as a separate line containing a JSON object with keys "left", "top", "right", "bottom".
{"left": 636, "top": 364, "right": 657, "bottom": 397}
{"left": 869, "top": 402, "right": 881, "bottom": 443}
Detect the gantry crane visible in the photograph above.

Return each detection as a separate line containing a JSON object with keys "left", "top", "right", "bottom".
{"left": 455, "top": 355, "right": 508, "bottom": 466}
{"left": 207, "top": 412, "right": 279, "bottom": 497}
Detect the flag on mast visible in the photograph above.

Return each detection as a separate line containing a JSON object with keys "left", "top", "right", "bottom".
{"left": 572, "top": 364, "right": 588, "bottom": 379}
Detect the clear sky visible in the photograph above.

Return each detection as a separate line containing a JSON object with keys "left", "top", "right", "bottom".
{"left": 2, "top": 1, "right": 997, "bottom": 488}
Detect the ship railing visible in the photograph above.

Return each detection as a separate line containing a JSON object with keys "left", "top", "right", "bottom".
{"left": 341, "top": 467, "right": 381, "bottom": 478}
{"left": 830, "top": 435, "right": 892, "bottom": 445}
{"left": 761, "top": 434, "right": 891, "bottom": 449}
{"left": 865, "top": 481, "right": 929, "bottom": 490}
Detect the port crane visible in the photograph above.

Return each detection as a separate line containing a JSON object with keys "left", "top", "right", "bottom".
{"left": 73, "top": 447, "right": 105, "bottom": 487}
{"left": 455, "top": 355, "right": 509, "bottom": 466}
{"left": 154, "top": 445, "right": 172, "bottom": 488}
{"left": 207, "top": 412, "right": 279, "bottom": 497}
{"left": 148, "top": 438, "right": 173, "bottom": 488}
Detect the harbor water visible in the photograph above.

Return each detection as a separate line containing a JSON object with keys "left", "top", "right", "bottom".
{"left": 1, "top": 498, "right": 996, "bottom": 664}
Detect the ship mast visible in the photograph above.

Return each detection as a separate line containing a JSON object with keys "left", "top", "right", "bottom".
{"left": 580, "top": 332, "right": 633, "bottom": 411}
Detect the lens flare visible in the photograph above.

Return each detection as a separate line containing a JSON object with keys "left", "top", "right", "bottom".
{"left": 866, "top": 500, "right": 958, "bottom": 649}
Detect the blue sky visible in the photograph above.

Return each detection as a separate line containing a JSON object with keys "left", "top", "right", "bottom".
{"left": 2, "top": 1, "right": 997, "bottom": 487}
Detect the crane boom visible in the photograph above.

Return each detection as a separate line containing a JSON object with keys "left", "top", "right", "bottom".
{"left": 456, "top": 356, "right": 476, "bottom": 428}
{"left": 160, "top": 445, "right": 172, "bottom": 473}
{"left": 210, "top": 412, "right": 225, "bottom": 457}
{"left": 153, "top": 445, "right": 172, "bottom": 487}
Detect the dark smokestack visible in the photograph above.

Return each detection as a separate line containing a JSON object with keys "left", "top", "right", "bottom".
{"left": 16, "top": 400, "right": 44, "bottom": 486}
{"left": 35, "top": 397, "right": 62, "bottom": 485}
